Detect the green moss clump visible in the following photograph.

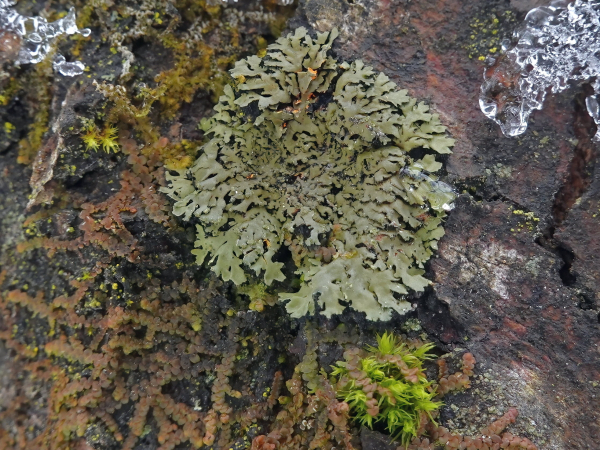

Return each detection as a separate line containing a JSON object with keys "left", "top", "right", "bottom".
{"left": 331, "top": 332, "right": 441, "bottom": 446}
{"left": 162, "top": 27, "right": 455, "bottom": 320}
{"left": 80, "top": 118, "right": 120, "bottom": 153}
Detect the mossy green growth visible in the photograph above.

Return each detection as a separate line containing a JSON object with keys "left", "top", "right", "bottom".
{"left": 80, "top": 118, "right": 120, "bottom": 153}
{"left": 161, "top": 27, "right": 455, "bottom": 320}
{"left": 331, "top": 332, "right": 441, "bottom": 446}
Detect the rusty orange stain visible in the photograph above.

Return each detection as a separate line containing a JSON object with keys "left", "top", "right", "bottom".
{"left": 503, "top": 317, "right": 527, "bottom": 337}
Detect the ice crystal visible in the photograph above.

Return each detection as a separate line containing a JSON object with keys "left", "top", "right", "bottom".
{"left": 0, "top": 1, "right": 90, "bottom": 76}
{"left": 53, "top": 54, "right": 85, "bottom": 77}
{"left": 480, "top": 0, "right": 600, "bottom": 139}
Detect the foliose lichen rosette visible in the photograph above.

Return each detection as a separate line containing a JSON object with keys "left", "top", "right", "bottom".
{"left": 162, "top": 27, "right": 455, "bottom": 321}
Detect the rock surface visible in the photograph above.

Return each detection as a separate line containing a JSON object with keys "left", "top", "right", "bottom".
{"left": 0, "top": 0, "right": 598, "bottom": 449}
{"left": 291, "top": 0, "right": 600, "bottom": 448}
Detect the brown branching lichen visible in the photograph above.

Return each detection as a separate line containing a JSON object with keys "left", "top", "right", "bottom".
{"left": 0, "top": 2, "right": 298, "bottom": 448}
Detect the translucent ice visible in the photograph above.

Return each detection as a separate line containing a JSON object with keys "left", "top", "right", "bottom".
{"left": 480, "top": 0, "right": 600, "bottom": 139}
{"left": 0, "top": 1, "right": 90, "bottom": 76}
{"left": 53, "top": 54, "right": 85, "bottom": 76}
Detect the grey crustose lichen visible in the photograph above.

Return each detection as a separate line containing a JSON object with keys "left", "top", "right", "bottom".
{"left": 161, "top": 27, "right": 455, "bottom": 320}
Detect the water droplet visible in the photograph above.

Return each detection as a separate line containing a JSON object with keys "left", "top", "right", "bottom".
{"left": 53, "top": 55, "right": 85, "bottom": 77}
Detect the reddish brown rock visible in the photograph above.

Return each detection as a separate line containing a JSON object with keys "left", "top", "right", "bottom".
{"left": 291, "top": 0, "right": 599, "bottom": 448}
{"left": 0, "top": 0, "right": 598, "bottom": 449}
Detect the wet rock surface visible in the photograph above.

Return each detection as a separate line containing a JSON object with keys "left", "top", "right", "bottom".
{"left": 0, "top": 0, "right": 597, "bottom": 449}
{"left": 292, "top": 0, "right": 600, "bottom": 448}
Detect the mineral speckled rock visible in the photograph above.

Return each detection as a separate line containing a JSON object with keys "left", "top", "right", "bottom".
{"left": 0, "top": 0, "right": 599, "bottom": 449}
{"left": 291, "top": 0, "right": 599, "bottom": 448}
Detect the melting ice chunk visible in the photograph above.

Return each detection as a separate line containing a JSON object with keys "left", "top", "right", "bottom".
{"left": 53, "top": 54, "right": 85, "bottom": 76}
{"left": 0, "top": 2, "right": 90, "bottom": 76}
{"left": 480, "top": 0, "right": 600, "bottom": 140}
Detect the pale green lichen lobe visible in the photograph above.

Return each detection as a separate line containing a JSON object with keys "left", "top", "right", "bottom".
{"left": 162, "top": 27, "right": 455, "bottom": 320}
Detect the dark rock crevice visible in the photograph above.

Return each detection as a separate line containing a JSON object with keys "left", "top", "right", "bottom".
{"left": 535, "top": 84, "right": 598, "bottom": 290}
{"left": 552, "top": 84, "right": 598, "bottom": 227}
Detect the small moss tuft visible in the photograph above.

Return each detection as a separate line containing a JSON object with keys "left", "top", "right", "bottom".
{"left": 331, "top": 332, "right": 441, "bottom": 446}
{"left": 80, "top": 119, "right": 120, "bottom": 153}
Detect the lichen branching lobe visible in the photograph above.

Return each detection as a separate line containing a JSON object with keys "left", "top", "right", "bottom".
{"left": 162, "top": 27, "right": 455, "bottom": 320}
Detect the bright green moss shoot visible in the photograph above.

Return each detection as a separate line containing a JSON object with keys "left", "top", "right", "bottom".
{"left": 331, "top": 332, "right": 441, "bottom": 446}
